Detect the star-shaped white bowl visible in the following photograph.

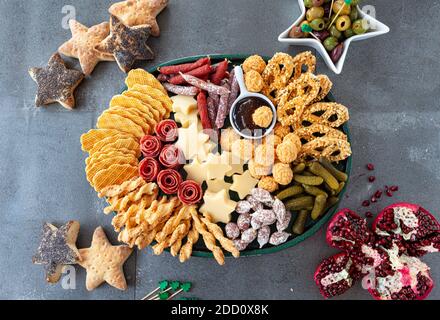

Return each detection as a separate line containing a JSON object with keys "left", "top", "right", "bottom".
{"left": 278, "top": 0, "right": 390, "bottom": 74}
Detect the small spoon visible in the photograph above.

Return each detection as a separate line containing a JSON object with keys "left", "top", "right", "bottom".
{"left": 229, "top": 66, "right": 277, "bottom": 140}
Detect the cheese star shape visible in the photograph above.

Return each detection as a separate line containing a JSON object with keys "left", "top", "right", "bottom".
{"left": 32, "top": 221, "right": 81, "bottom": 283}
{"left": 174, "top": 110, "right": 198, "bottom": 128}
{"left": 230, "top": 170, "right": 259, "bottom": 199}
{"left": 96, "top": 15, "right": 154, "bottom": 73}
{"left": 184, "top": 158, "right": 207, "bottom": 184}
{"left": 171, "top": 95, "right": 198, "bottom": 115}
{"left": 200, "top": 190, "right": 237, "bottom": 224}
{"left": 58, "top": 20, "right": 114, "bottom": 76}
{"left": 175, "top": 123, "right": 212, "bottom": 161}
{"left": 108, "top": 0, "right": 169, "bottom": 37}
{"left": 221, "top": 151, "right": 244, "bottom": 177}
{"left": 28, "top": 53, "right": 84, "bottom": 109}
{"left": 78, "top": 226, "right": 133, "bottom": 291}
{"left": 204, "top": 153, "right": 232, "bottom": 181}
{"left": 206, "top": 179, "right": 232, "bottom": 194}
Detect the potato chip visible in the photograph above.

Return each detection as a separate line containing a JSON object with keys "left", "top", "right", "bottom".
{"left": 86, "top": 149, "right": 137, "bottom": 166}
{"left": 122, "top": 90, "right": 166, "bottom": 119}
{"left": 93, "top": 163, "right": 138, "bottom": 192}
{"left": 88, "top": 134, "right": 137, "bottom": 156}
{"left": 99, "top": 138, "right": 140, "bottom": 155}
{"left": 125, "top": 69, "right": 167, "bottom": 94}
{"left": 97, "top": 111, "right": 144, "bottom": 138}
{"left": 130, "top": 84, "right": 172, "bottom": 114}
{"left": 80, "top": 129, "right": 135, "bottom": 153}
{"left": 86, "top": 156, "right": 138, "bottom": 185}
{"left": 106, "top": 106, "right": 151, "bottom": 135}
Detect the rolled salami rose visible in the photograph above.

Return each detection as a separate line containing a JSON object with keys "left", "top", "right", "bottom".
{"left": 159, "top": 144, "right": 185, "bottom": 169}
{"left": 157, "top": 169, "right": 182, "bottom": 195}
{"left": 139, "top": 157, "right": 161, "bottom": 182}
{"left": 140, "top": 135, "right": 162, "bottom": 158}
{"left": 155, "top": 119, "right": 179, "bottom": 142}
{"left": 178, "top": 180, "right": 203, "bottom": 205}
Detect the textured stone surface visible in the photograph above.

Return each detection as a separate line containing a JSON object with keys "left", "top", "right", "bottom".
{"left": 0, "top": 0, "right": 438, "bottom": 300}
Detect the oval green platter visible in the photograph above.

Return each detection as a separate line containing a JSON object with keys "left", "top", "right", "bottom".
{"left": 147, "top": 54, "right": 352, "bottom": 258}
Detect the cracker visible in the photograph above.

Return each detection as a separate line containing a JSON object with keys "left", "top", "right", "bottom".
{"left": 122, "top": 89, "right": 166, "bottom": 118}
{"left": 88, "top": 134, "right": 138, "bottom": 156}
{"left": 78, "top": 226, "right": 133, "bottom": 291}
{"left": 92, "top": 163, "right": 138, "bottom": 192}
{"left": 299, "top": 137, "right": 352, "bottom": 162}
{"left": 110, "top": 94, "right": 159, "bottom": 126}
{"left": 301, "top": 102, "right": 349, "bottom": 128}
{"left": 81, "top": 128, "right": 135, "bottom": 152}
{"left": 97, "top": 111, "right": 145, "bottom": 138}
{"left": 106, "top": 106, "right": 152, "bottom": 135}
{"left": 126, "top": 69, "right": 167, "bottom": 94}
{"left": 86, "top": 149, "right": 138, "bottom": 166}
{"left": 295, "top": 123, "right": 347, "bottom": 143}
{"left": 86, "top": 156, "right": 138, "bottom": 185}
{"left": 130, "top": 83, "right": 172, "bottom": 114}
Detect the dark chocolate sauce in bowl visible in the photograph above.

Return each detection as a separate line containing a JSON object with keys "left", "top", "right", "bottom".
{"left": 231, "top": 97, "right": 272, "bottom": 137}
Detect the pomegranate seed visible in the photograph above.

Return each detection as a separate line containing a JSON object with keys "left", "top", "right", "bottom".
{"left": 390, "top": 186, "right": 399, "bottom": 192}
{"left": 371, "top": 197, "right": 378, "bottom": 203}
{"left": 362, "top": 200, "right": 370, "bottom": 207}
{"left": 386, "top": 190, "right": 393, "bottom": 197}
{"left": 374, "top": 190, "right": 383, "bottom": 198}
{"left": 367, "top": 163, "right": 375, "bottom": 171}
{"left": 368, "top": 176, "right": 376, "bottom": 182}
{"left": 365, "top": 212, "right": 373, "bottom": 218}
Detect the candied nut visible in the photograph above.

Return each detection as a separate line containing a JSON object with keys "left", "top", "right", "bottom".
{"left": 246, "top": 195, "right": 263, "bottom": 211}
{"left": 258, "top": 176, "right": 279, "bottom": 193}
{"left": 251, "top": 215, "right": 263, "bottom": 230}
{"left": 241, "top": 228, "right": 257, "bottom": 244}
{"left": 276, "top": 211, "right": 292, "bottom": 232}
{"left": 253, "top": 209, "right": 277, "bottom": 226}
{"left": 254, "top": 143, "right": 275, "bottom": 167}
{"left": 248, "top": 159, "right": 272, "bottom": 179}
{"left": 220, "top": 127, "right": 240, "bottom": 152}
{"left": 236, "top": 200, "right": 252, "bottom": 214}
{"left": 276, "top": 141, "right": 298, "bottom": 164}
{"left": 231, "top": 139, "right": 254, "bottom": 162}
{"left": 269, "top": 231, "right": 290, "bottom": 246}
{"left": 251, "top": 188, "right": 273, "bottom": 203}
{"left": 225, "top": 223, "right": 240, "bottom": 240}
{"left": 245, "top": 70, "right": 265, "bottom": 93}
{"left": 237, "top": 212, "right": 251, "bottom": 231}
{"left": 233, "top": 239, "right": 248, "bottom": 251}
{"left": 243, "top": 55, "right": 266, "bottom": 74}
{"left": 283, "top": 133, "right": 302, "bottom": 152}
{"left": 273, "top": 198, "right": 287, "bottom": 222}
{"left": 273, "top": 162, "right": 293, "bottom": 185}
{"left": 274, "top": 123, "right": 291, "bottom": 138}
{"left": 257, "top": 226, "right": 271, "bottom": 248}
{"left": 252, "top": 106, "right": 273, "bottom": 128}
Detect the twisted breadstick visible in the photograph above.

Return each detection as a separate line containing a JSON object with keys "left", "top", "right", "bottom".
{"left": 190, "top": 208, "right": 225, "bottom": 265}
{"left": 152, "top": 221, "right": 189, "bottom": 255}
{"left": 104, "top": 183, "right": 158, "bottom": 214}
{"left": 156, "top": 205, "right": 193, "bottom": 242}
{"left": 179, "top": 224, "right": 199, "bottom": 263}
{"left": 201, "top": 216, "right": 240, "bottom": 258}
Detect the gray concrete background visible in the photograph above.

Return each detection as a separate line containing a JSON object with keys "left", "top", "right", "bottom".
{"left": 0, "top": 0, "right": 439, "bottom": 300}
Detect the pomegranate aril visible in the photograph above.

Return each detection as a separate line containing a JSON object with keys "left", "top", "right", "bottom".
{"left": 366, "top": 163, "right": 375, "bottom": 171}
{"left": 390, "top": 186, "right": 399, "bottom": 192}
{"left": 374, "top": 190, "right": 382, "bottom": 199}
{"left": 365, "top": 212, "right": 373, "bottom": 218}
{"left": 386, "top": 190, "right": 393, "bottom": 197}
{"left": 371, "top": 197, "right": 377, "bottom": 203}
{"left": 362, "top": 200, "right": 370, "bottom": 207}
{"left": 368, "top": 176, "right": 376, "bottom": 182}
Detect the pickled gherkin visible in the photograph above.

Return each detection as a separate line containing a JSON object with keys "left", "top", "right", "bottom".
{"left": 309, "top": 162, "right": 339, "bottom": 190}
{"left": 294, "top": 175, "right": 324, "bottom": 186}
{"left": 319, "top": 157, "right": 348, "bottom": 182}
{"left": 276, "top": 185, "right": 304, "bottom": 201}
{"left": 285, "top": 196, "right": 314, "bottom": 211}
{"left": 311, "top": 194, "right": 328, "bottom": 220}
{"left": 303, "top": 184, "right": 328, "bottom": 197}
{"left": 292, "top": 210, "right": 310, "bottom": 235}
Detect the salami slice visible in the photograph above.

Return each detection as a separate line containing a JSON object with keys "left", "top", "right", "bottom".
{"left": 159, "top": 144, "right": 185, "bottom": 169}
{"left": 157, "top": 169, "right": 183, "bottom": 195}
{"left": 139, "top": 157, "right": 161, "bottom": 182}
{"left": 178, "top": 180, "right": 203, "bottom": 205}
{"left": 155, "top": 119, "right": 178, "bottom": 142}
{"left": 140, "top": 135, "right": 162, "bottom": 158}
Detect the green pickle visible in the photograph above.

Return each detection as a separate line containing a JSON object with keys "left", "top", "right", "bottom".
{"left": 276, "top": 185, "right": 304, "bottom": 201}
{"left": 292, "top": 210, "right": 310, "bottom": 235}
{"left": 303, "top": 184, "right": 328, "bottom": 197}
{"left": 318, "top": 157, "right": 348, "bottom": 182}
{"left": 311, "top": 194, "right": 328, "bottom": 220}
{"left": 292, "top": 163, "right": 306, "bottom": 174}
{"left": 285, "top": 196, "right": 315, "bottom": 211}
{"left": 294, "top": 175, "right": 324, "bottom": 185}
{"left": 309, "top": 162, "right": 339, "bottom": 190}
{"left": 324, "top": 196, "right": 339, "bottom": 212}
{"left": 335, "top": 182, "right": 346, "bottom": 195}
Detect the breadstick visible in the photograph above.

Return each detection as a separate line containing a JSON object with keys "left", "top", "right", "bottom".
{"left": 179, "top": 224, "right": 200, "bottom": 263}
{"left": 201, "top": 216, "right": 240, "bottom": 258}
{"left": 156, "top": 205, "right": 193, "bottom": 242}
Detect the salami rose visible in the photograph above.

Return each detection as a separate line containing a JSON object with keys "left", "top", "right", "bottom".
{"left": 157, "top": 169, "right": 182, "bottom": 195}
{"left": 159, "top": 144, "right": 185, "bottom": 169}
{"left": 178, "top": 180, "right": 203, "bottom": 205}
{"left": 140, "top": 135, "right": 162, "bottom": 158}
{"left": 139, "top": 157, "right": 161, "bottom": 182}
{"left": 155, "top": 120, "right": 178, "bottom": 142}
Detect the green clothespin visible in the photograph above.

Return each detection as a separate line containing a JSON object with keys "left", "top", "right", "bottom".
{"left": 167, "top": 282, "right": 192, "bottom": 300}
{"left": 141, "top": 280, "right": 169, "bottom": 300}
{"left": 328, "top": 0, "right": 352, "bottom": 29}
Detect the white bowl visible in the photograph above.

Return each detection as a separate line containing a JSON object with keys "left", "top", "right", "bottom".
{"left": 278, "top": 0, "right": 390, "bottom": 74}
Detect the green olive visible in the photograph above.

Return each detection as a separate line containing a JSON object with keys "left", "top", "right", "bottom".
{"left": 310, "top": 18, "right": 326, "bottom": 31}
{"left": 304, "top": 0, "right": 314, "bottom": 8}
{"left": 333, "top": 0, "right": 351, "bottom": 15}
{"left": 350, "top": 8, "right": 359, "bottom": 21}
{"left": 312, "top": 0, "right": 325, "bottom": 6}
{"left": 344, "top": 28, "right": 354, "bottom": 38}
{"left": 352, "top": 19, "right": 368, "bottom": 34}
{"left": 306, "top": 7, "right": 325, "bottom": 21}
{"left": 329, "top": 25, "right": 342, "bottom": 39}
{"left": 336, "top": 15, "right": 351, "bottom": 31}
{"left": 351, "top": 0, "right": 361, "bottom": 5}
{"left": 323, "top": 36, "right": 339, "bottom": 52}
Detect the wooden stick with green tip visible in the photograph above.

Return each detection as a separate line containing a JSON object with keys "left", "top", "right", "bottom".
{"left": 301, "top": 24, "right": 320, "bottom": 41}
{"left": 141, "top": 280, "right": 169, "bottom": 301}
{"left": 328, "top": 0, "right": 352, "bottom": 29}
{"left": 329, "top": 0, "right": 335, "bottom": 19}
{"left": 167, "top": 282, "right": 192, "bottom": 300}
{"left": 149, "top": 281, "right": 181, "bottom": 300}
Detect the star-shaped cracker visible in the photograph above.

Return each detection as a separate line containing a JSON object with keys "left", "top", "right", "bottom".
{"left": 200, "top": 190, "right": 237, "bottom": 224}
{"left": 230, "top": 170, "right": 259, "bottom": 199}
{"left": 96, "top": 15, "right": 154, "bottom": 73}
{"left": 32, "top": 221, "right": 81, "bottom": 283}
{"left": 58, "top": 20, "right": 114, "bottom": 76}
{"left": 78, "top": 226, "right": 133, "bottom": 291}
{"left": 108, "top": 0, "right": 169, "bottom": 37}
{"left": 28, "top": 53, "right": 84, "bottom": 109}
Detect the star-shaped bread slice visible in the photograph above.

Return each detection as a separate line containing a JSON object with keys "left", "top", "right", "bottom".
{"left": 200, "top": 190, "right": 237, "bottom": 224}
{"left": 32, "top": 221, "right": 81, "bottom": 283}
{"left": 78, "top": 226, "right": 133, "bottom": 291}
{"left": 96, "top": 15, "right": 154, "bottom": 73}
{"left": 184, "top": 158, "right": 207, "bottom": 185}
{"left": 28, "top": 53, "right": 84, "bottom": 109}
{"left": 230, "top": 170, "right": 259, "bottom": 199}
{"left": 108, "top": 0, "right": 169, "bottom": 37}
{"left": 204, "top": 153, "right": 232, "bottom": 181}
{"left": 58, "top": 20, "right": 114, "bottom": 76}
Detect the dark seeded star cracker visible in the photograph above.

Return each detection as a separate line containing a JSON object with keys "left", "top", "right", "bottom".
{"left": 28, "top": 53, "right": 84, "bottom": 109}
{"left": 96, "top": 15, "right": 155, "bottom": 73}
{"left": 32, "top": 221, "right": 81, "bottom": 283}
